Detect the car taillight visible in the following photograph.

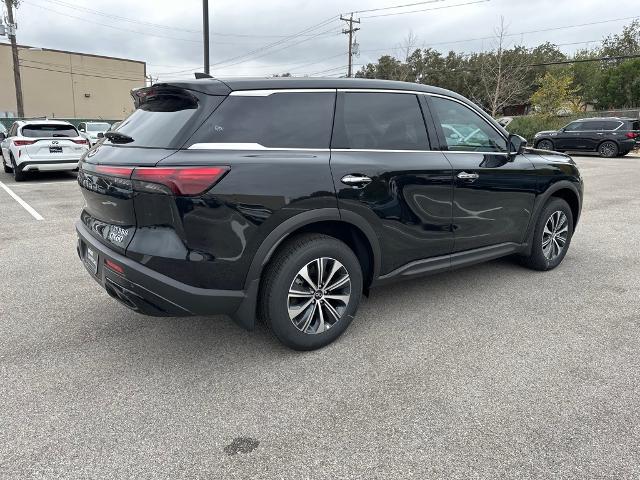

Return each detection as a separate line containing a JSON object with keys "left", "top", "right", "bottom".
{"left": 625, "top": 132, "right": 637, "bottom": 139}
{"left": 132, "top": 166, "right": 230, "bottom": 196}
{"left": 94, "top": 165, "right": 135, "bottom": 178}
{"left": 14, "top": 140, "right": 35, "bottom": 146}
{"left": 73, "top": 139, "right": 89, "bottom": 144}
{"left": 89, "top": 165, "right": 229, "bottom": 196}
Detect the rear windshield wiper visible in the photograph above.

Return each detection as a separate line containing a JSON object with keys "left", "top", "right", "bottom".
{"left": 104, "top": 131, "right": 134, "bottom": 144}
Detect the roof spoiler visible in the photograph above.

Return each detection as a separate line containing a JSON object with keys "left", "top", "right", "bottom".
{"left": 130, "top": 85, "right": 199, "bottom": 109}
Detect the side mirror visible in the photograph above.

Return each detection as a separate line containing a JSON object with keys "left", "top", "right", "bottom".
{"left": 0, "top": 132, "right": 5, "bottom": 141}
{"left": 508, "top": 134, "right": 527, "bottom": 159}
{"left": 97, "top": 132, "right": 104, "bottom": 138}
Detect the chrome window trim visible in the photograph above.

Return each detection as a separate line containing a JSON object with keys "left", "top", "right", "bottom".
{"left": 188, "top": 142, "right": 329, "bottom": 152}
{"left": 442, "top": 150, "right": 509, "bottom": 155}
{"left": 332, "top": 148, "right": 436, "bottom": 153}
{"left": 229, "top": 89, "right": 337, "bottom": 97}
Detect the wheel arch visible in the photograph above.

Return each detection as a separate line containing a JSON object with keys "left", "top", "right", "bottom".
{"left": 520, "top": 180, "right": 582, "bottom": 257}
{"left": 232, "top": 208, "right": 381, "bottom": 330}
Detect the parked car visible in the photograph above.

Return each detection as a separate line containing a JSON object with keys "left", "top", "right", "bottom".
{"left": 1, "top": 120, "right": 89, "bottom": 181}
{"left": 78, "top": 121, "right": 111, "bottom": 146}
{"left": 0, "top": 123, "right": 7, "bottom": 138}
{"left": 534, "top": 117, "right": 639, "bottom": 157}
{"left": 76, "top": 78, "right": 583, "bottom": 350}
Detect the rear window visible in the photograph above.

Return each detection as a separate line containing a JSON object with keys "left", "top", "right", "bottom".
{"left": 87, "top": 123, "right": 110, "bottom": 131}
{"left": 110, "top": 88, "right": 223, "bottom": 148}
{"left": 21, "top": 124, "right": 78, "bottom": 138}
{"left": 187, "top": 92, "right": 335, "bottom": 149}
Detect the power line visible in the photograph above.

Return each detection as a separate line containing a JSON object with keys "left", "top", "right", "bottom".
{"left": 209, "top": 16, "right": 339, "bottom": 68}
{"left": 22, "top": 0, "right": 202, "bottom": 43}
{"left": 361, "top": 0, "right": 490, "bottom": 19}
{"left": 350, "top": 0, "right": 446, "bottom": 14}
{"left": 211, "top": 23, "right": 341, "bottom": 69}
{"left": 33, "top": 0, "right": 342, "bottom": 39}
{"left": 43, "top": 0, "right": 202, "bottom": 34}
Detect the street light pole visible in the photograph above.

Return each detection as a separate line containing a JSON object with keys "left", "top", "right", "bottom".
{"left": 4, "top": 0, "right": 24, "bottom": 117}
{"left": 202, "top": 0, "right": 210, "bottom": 75}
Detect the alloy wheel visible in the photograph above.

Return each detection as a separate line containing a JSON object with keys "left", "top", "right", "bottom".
{"left": 538, "top": 140, "right": 553, "bottom": 151}
{"left": 599, "top": 142, "right": 617, "bottom": 158}
{"left": 287, "top": 257, "right": 351, "bottom": 335}
{"left": 542, "top": 210, "right": 569, "bottom": 260}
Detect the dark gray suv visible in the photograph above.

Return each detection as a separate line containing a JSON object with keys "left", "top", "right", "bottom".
{"left": 534, "top": 117, "right": 639, "bottom": 157}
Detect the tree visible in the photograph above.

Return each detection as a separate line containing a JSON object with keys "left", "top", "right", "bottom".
{"left": 469, "top": 17, "right": 530, "bottom": 116}
{"left": 595, "top": 59, "right": 640, "bottom": 108}
{"left": 601, "top": 20, "right": 640, "bottom": 58}
{"left": 530, "top": 71, "right": 579, "bottom": 114}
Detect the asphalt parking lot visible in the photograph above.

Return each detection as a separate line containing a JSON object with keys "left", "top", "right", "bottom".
{"left": 1, "top": 155, "right": 639, "bottom": 479}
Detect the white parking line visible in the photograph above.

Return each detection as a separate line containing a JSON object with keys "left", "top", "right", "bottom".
{"left": 0, "top": 181, "right": 44, "bottom": 220}
{"left": 9, "top": 181, "right": 77, "bottom": 187}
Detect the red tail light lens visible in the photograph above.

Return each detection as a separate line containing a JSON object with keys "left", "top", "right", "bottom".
{"left": 94, "top": 165, "right": 135, "bottom": 178}
{"left": 132, "top": 166, "right": 229, "bottom": 196}
{"left": 73, "top": 139, "right": 89, "bottom": 145}
{"left": 625, "top": 132, "right": 637, "bottom": 139}
{"left": 14, "top": 140, "right": 35, "bottom": 146}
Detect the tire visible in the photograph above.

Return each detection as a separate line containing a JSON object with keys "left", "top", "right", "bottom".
{"left": 519, "top": 198, "right": 574, "bottom": 271}
{"left": 598, "top": 141, "right": 618, "bottom": 158}
{"left": 259, "top": 233, "right": 363, "bottom": 350}
{"left": 536, "top": 139, "right": 554, "bottom": 151}
{"left": 11, "top": 156, "right": 26, "bottom": 182}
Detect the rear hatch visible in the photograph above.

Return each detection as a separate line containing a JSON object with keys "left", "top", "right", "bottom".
{"left": 78, "top": 84, "right": 226, "bottom": 253}
{"left": 21, "top": 124, "right": 87, "bottom": 160}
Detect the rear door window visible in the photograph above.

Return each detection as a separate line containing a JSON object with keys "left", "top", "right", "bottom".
{"left": 332, "top": 92, "right": 429, "bottom": 150}
{"left": 21, "top": 124, "right": 78, "bottom": 138}
{"left": 187, "top": 92, "right": 335, "bottom": 149}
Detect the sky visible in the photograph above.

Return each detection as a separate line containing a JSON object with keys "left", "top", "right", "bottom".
{"left": 3, "top": 0, "right": 637, "bottom": 82}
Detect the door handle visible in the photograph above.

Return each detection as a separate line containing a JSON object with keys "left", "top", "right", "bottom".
{"left": 457, "top": 171, "right": 479, "bottom": 181}
{"left": 341, "top": 174, "right": 372, "bottom": 188}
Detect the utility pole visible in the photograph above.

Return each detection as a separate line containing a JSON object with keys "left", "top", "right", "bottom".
{"left": 340, "top": 13, "right": 360, "bottom": 78}
{"left": 202, "top": 0, "right": 210, "bottom": 75}
{"left": 4, "top": 0, "right": 24, "bottom": 117}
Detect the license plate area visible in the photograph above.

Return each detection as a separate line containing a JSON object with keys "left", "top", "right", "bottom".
{"left": 83, "top": 243, "right": 99, "bottom": 275}
{"left": 49, "top": 146, "right": 63, "bottom": 153}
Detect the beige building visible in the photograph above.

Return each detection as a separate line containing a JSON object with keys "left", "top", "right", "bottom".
{"left": 0, "top": 43, "right": 146, "bottom": 120}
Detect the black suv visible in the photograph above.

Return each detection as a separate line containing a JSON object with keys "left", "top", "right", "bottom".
{"left": 76, "top": 78, "right": 583, "bottom": 350}
{"left": 534, "top": 117, "right": 639, "bottom": 157}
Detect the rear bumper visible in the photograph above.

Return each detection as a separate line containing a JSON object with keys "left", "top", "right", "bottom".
{"left": 76, "top": 221, "right": 246, "bottom": 318}
{"left": 619, "top": 139, "right": 637, "bottom": 151}
{"left": 18, "top": 159, "right": 81, "bottom": 172}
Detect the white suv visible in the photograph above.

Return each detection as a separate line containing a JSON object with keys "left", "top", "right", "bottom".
{"left": 78, "top": 121, "right": 111, "bottom": 146}
{"left": 0, "top": 120, "right": 89, "bottom": 181}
